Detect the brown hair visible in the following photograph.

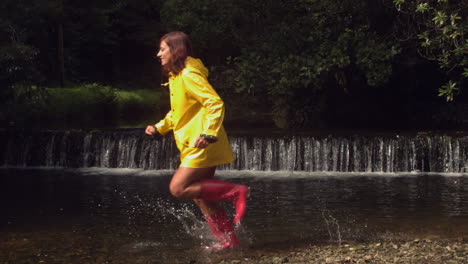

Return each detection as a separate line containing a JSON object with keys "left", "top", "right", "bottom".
{"left": 159, "top": 31, "right": 194, "bottom": 75}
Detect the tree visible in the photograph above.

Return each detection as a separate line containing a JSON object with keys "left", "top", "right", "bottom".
{"left": 162, "top": 0, "right": 400, "bottom": 128}
{"left": 391, "top": 0, "right": 467, "bottom": 101}
{"left": 0, "top": 0, "right": 46, "bottom": 108}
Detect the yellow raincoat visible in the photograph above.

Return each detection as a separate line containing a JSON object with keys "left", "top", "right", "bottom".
{"left": 155, "top": 56, "right": 234, "bottom": 168}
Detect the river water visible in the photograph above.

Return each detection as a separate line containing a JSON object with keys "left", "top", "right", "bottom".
{"left": 1, "top": 168, "right": 467, "bottom": 263}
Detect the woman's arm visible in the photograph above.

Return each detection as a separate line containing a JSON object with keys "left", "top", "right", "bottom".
{"left": 148, "top": 111, "right": 174, "bottom": 136}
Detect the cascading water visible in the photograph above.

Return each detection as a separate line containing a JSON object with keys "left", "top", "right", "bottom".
{"left": 1, "top": 130, "right": 467, "bottom": 263}
{"left": 1, "top": 129, "right": 466, "bottom": 173}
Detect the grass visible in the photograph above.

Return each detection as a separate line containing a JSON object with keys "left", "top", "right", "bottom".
{"left": 113, "top": 88, "right": 165, "bottom": 128}
{"left": 8, "top": 84, "right": 166, "bottom": 129}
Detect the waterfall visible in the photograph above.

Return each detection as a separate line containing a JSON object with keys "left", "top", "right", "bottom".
{"left": 1, "top": 129, "right": 467, "bottom": 173}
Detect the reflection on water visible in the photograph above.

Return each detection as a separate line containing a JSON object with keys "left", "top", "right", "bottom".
{"left": 0, "top": 168, "right": 467, "bottom": 263}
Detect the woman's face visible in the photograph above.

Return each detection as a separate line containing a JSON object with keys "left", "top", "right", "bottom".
{"left": 157, "top": 40, "right": 171, "bottom": 66}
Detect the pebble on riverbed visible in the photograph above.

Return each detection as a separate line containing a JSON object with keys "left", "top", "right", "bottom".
{"left": 217, "top": 239, "right": 468, "bottom": 264}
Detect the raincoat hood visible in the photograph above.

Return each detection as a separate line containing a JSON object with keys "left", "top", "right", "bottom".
{"left": 185, "top": 56, "right": 209, "bottom": 78}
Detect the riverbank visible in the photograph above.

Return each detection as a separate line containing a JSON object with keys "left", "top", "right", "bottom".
{"left": 212, "top": 238, "right": 467, "bottom": 264}
{"left": 1, "top": 231, "right": 467, "bottom": 263}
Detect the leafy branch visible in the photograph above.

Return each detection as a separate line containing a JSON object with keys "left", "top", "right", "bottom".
{"left": 392, "top": 0, "right": 467, "bottom": 101}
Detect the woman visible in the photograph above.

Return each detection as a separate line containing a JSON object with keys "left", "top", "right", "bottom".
{"left": 145, "top": 31, "right": 248, "bottom": 250}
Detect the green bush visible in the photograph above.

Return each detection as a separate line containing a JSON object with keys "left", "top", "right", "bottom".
{"left": 0, "top": 44, "right": 42, "bottom": 100}
{"left": 1, "top": 84, "right": 48, "bottom": 126}
{"left": 1, "top": 83, "right": 164, "bottom": 129}
{"left": 0, "top": 44, "right": 44, "bottom": 125}
{"left": 44, "top": 83, "right": 117, "bottom": 128}
{"left": 114, "top": 89, "right": 164, "bottom": 128}
{"left": 43, "top": 84, "right": 164, "bottom": 129}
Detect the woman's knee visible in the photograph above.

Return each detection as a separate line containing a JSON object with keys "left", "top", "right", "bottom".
{"left": 169, "top": 167, "right": 210, "bottom": 199}
{"left": 169, "top": 183, "right": 185, "bottom": 198}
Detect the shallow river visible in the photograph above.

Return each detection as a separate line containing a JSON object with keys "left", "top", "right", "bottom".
{"left": 0, "top": 168, "right": 467, "bottom": 263}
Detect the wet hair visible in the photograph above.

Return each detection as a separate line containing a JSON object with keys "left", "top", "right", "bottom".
{"left": 159, "top": 31, "right": 194, "bottom": 75}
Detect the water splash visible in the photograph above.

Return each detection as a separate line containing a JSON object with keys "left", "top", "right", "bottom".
{"left": 321, "top": 209, "right": 342, "bottom": 245}
{"left": 109, "top": 189, "right": 226, "bottom": 249}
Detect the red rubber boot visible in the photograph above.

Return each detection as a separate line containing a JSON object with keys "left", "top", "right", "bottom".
{"left": 199, "top": 179, "right": 248, "bottom": 225}
{"left": 205, "top": 208, "right": 239, "bottom": 250}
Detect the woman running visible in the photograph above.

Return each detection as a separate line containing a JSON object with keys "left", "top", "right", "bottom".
{"left": 145, "top": 31, "right": 248, "bottom": 250}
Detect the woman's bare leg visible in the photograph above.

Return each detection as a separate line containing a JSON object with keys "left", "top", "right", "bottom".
{"left": 169, "top": 166, "right": 239, "bottom": 248}
{"left": 168, "top": 166, "right": 217, "bottom": 216}
{"left": 169, "top": 166, "right": 216, "bottom": 199}
{"left": 193, "top": 199, "right": 219, "bottom": 216}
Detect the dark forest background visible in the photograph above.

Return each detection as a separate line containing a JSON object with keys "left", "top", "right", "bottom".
{"left": 0, "top": 0, "right": 466, "bottom": 131}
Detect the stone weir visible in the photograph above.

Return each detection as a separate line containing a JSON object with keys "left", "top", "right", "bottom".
{"left": 0, "top": 129, "right": 467, "bottom": 173}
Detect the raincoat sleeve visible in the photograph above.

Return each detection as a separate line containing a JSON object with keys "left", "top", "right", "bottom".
{"left": 182, "top": 70, "right": 225, "bottom": 137}
{"left": 154, "top": 111, "right": 173, "bottom": 135}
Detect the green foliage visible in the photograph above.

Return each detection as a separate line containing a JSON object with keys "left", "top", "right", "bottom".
{"left": 193, "top": 0, "right": 401, "bottom": 128}
{"left": 392, "top": 0, "right": 467, "bottom": 101}
{"left": 0, "top": 0, "right": 45, "bottom": 102}
{"left": 43, "top": 83, "right": 117, "bottom": 127}
{"left": 114, "top": 89, "right": 163, "bottom": 127}
{"left": 48, "top": 83, "right": 116, "bottom": 107}
{"left": 1, "top": 84, "right": 48, "bottom": 126}
{"left": 0, "top": 44, "right": 41, "bottom": 98}
{"left": 0, "top": 0, "right": 163, "bottom": 86}
{"left": 1, "top": 83, "right": 162, "bottom": 128}
{"left": 438, "top": 80, "right": 458, "bottom": 102}
{"left": 160, "top": 0, "right": 241, "bottom": 61}
{"left": 0, "top": 4, "right": 45, "bottom": 124}
{"left": 42, "top": 84, "right": 163, "bottom": 128}
{"left": 0, "top": 0, "right": 464, "bottom": 129}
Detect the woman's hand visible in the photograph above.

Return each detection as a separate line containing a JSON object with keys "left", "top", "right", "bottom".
{"left": 145, "top": 125, "right": 157, "bottom": 136}
{"left": 194, "top": 137, "right": 210, "bottom": 148}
